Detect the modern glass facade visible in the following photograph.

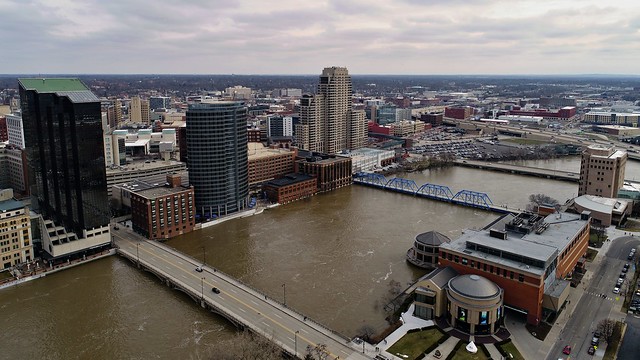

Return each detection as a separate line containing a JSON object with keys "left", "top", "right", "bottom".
{"left": 186, "top": 102, "right": 249, "bottom": 218}
{"left": 19, "top": 78, "right": 110, "bottom": 235}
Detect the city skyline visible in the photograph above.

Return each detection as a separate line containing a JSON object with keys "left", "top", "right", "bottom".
{"left": 2, "top": 0, "right": 639, "bottom": 75}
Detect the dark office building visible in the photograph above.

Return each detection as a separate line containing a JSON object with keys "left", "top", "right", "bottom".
{"left": 19, "top": 78, "right": 110, "bottom": 255}
{"left": 186, "top": 101, "right": 249, "bottom": 219}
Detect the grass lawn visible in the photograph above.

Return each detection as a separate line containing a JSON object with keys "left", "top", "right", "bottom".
{"left": 585, "top": 248, "right": 598, "bottom": 262}
{"left": 496, "top": 340, "right": 525, "bottom": 360}
{"left": 387, "top": 328, "right": 445, "bottom": 360}
{"left": 502, "top": 138, "right": 546, "bottom": 145}
{"left": 449, "top": 341, "right": 489, "bottom": 360}
{"left": 603, "top": 321, "right": 624, "bottom": 360}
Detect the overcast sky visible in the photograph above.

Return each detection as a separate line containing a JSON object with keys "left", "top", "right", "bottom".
{"left": 2, "top": 0, "right": 638, "bottom": 75}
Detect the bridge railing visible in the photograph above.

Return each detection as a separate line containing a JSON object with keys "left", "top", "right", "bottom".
{"left": 143, "top": 240, "right": 352, "bottom": 343}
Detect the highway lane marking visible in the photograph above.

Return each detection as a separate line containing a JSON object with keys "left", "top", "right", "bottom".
{"left": 262, "top": 322, "right": 271, "bottom": 327}
{"left": 239, "top": 308, "right": 246, "bottom": 313}
{"left": 274, "top": 313, "right": 282, "bottom": 319}
{"left": 287, "top": 337, "right": 294, "bottom": 342}
{"left": 118, "top": 237, "right": 345, "bottom": 359}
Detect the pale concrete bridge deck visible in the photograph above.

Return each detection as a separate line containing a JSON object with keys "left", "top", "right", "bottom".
{"left": 112, "top": 227, "right": 371, "bottom": 359}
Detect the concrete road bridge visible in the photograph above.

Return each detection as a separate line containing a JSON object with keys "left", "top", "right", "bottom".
{"left": 112, "top": 227, "right": 371, "bottom": 359}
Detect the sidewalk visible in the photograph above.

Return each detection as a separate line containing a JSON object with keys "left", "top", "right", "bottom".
{"left": 509, "top": 226, "right": 618, "bottom": 360}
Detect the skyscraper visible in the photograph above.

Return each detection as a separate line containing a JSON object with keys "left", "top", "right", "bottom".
{"left": 295, "top": 66, "right": 366, "bottom": 154}
{"left": 19, "top": 78, "right": 111, "bottom": 259}
{"left": 186, "top": 101, "right": 249, "bottom": 218}
{"left": 578, "top": 144, "right": 627, "bottom": 198}
{"left": 130, "top": 96, "right": 150, "bottom": 124}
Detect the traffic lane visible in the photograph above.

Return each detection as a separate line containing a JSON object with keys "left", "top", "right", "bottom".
{"left": 606, "top": 236, "right": 640, "bottom": 261}
{"left": 618, "top": 315, "right": 640, "bottom": 360}
{"left": 113, "top": 235, "right": 359, "bottom": 359}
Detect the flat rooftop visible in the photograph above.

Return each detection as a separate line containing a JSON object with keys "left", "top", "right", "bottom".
{"left": 248, "top": 143, "right": 294, "bottom": 161}
{"left": 265, "top": 173, "right": 315, "bottom": 187}
{"left": 106, "top": 160, "right": 186, "bottom": 175}
{"left": 0, "top": 199, "right": 24, "bottom": 212}
{"left": 441, "top": 212, "right": 588, "bottom": 276}
{"left": 137, "top": 185, "right": 191, "bottom": 199}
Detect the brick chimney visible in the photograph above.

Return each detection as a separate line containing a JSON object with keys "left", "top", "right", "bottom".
{"left": 166, "top": 174, "right": 181, "bottom": 188}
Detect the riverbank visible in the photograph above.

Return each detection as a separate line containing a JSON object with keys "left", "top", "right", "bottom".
{"left": 0, "top": 248, "right": 116, "bottom": 291}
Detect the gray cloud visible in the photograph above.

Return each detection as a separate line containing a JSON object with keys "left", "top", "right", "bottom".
{"left": 0, "top": 0, "right": 638, "bottom": 74}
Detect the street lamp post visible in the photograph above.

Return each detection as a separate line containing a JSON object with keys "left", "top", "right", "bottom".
{"left": 295, "top": 330, "right": 299, "bottom": 357}
{"left": 136, "top": 243, "right": 140, "bottom": 265}
{"left": 201, "top": 277, "right": 205, "bottom": 300}
{"left": 282, "top": 283, "right": 286, "bottom": 306}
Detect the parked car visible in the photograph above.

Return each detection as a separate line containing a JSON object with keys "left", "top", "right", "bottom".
{"left": 211, "top": 287, "right": 220, "bottom": 294}
{"left": 563, "top": 345, "right": 572, "bottom": 355}
{"left": 617, "top": 278, "right": 624, "bottom": 286}
{"left": 588, "top": 346, "right": 595, "bottom": 355}
{"left": 594, "top": 331, "right": 601, "bottom": 338}
{"left": 628, "top": 253, "right": 635, "bottom": 260}
{"left": 591, "top": 336, "right": 599, "bottom": 346}
{"left": 620, "top": 272, "right": 626, "bottom": 279}
{"left": 624, "top": 263, "right": 630, "bottom": 270}
{"left": 613, "top": 287, "right": 620, "bottom": 294}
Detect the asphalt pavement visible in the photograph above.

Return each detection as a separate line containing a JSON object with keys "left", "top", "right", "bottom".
{"left": 111, "top": 224, "right": 372, "bottom": 359}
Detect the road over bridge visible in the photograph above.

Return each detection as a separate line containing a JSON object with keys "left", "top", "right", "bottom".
{"left": 112, "top": 227, "right": 371, "bottom": 359}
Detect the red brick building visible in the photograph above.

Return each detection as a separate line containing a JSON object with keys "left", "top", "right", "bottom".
{"left": 248, "top": 143, "right": 296, "bottom": 185}
{"left": 130, "top": 174, "right": 195, "bottom": 240}
{"left": 295, "top": 153, "right": 352, "bottom": 192}
{"left": 0, "top": 116, "right": 7, "bottom": 142}
{"left": 248, "top": 128, "right": 263, "bottom": 142}
{"left": 420, "top": 113, "right": 444, "bottom": 126}
{"left": 444, "top": 107, "right": 473, "bottom": 120}
{"left": 509, "top": 106, "right": 576, "bottom": 121}
{"left": 263, "top": 173, "right": 317, "bottom": 204}
{"left": 438, "top": 212, "right": 590, "bottom": 325}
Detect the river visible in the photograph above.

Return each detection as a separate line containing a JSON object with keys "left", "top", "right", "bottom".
{"left": 0, "top": 157, "right": 604, "bottom": 359}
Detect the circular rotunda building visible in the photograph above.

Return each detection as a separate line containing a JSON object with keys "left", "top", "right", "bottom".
{"left": 447, "top": 274, "right": 504, "bottom": 335}
{"left": 406, "top": 231, "right": 451, "bottom": 269}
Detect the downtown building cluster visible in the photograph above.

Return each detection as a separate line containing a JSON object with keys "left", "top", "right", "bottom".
{"left": 0, "top": 67, "right": 377, "bottom": 271}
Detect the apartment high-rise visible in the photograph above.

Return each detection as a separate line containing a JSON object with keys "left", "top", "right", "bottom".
{"left": 19, "top": 78, "right": 111, "bottom": 260}
{"left": 186, "top": 101, "right": 249, "bottom": 218}
{"left": 295, "top": 66, "right": 366, "bottom": 154}
{"left": 130, "top": 96, "right": 150, "bottom": 124}
{"left": 578, "top": 144, "right": 627, "bottom": 198}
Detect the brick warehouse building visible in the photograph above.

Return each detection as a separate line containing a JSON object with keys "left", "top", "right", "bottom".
{"left": 263, "top": 173, "right": 317, "bottom": 204}
{"left": 438, "top": 211, "right": 590, "bottom": 325}
{"left": 130, "top": 174, "right": 195, "bottom": 240}
{"left": 295, "top": 151, "right": 352, "bottom": 192}
{"left": 248, "top": 143, "right": 296, "bottom": 185}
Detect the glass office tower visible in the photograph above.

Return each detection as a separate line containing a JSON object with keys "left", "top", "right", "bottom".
{"left": 186, "top": 101, "right": 249, "bottom": 218}
{"left": 19, "top": 78, "right": 110, "bottom": 236}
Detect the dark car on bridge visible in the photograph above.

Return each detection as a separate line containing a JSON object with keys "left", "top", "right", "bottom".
{"left": 212, "top": 287, "right": 220, "bottom": 294}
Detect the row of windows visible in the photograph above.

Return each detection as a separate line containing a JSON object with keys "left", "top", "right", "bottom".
{"left": 441, "top": 251, "right": 527, "bottom": 283}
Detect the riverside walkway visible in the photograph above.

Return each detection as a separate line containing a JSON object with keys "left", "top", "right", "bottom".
{"left": 112, "top": 226, "right": 370, "bottom": 359}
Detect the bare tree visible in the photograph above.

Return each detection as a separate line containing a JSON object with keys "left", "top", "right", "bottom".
{"left": 597, "top": 318, "right": 616, "bottom": 343}
{"left": 204, "top": 330, "right": 283, "bottom": 360}
{"left": 357, "top": 324, "right": 377, "bottom": 343}
{"left": 526, "top": 194, "right": 559, "bottom": 212}
{"left": 304, "top": 343, "right": 329, "bottom": 360}
{"left": 382, "top": 279, "right": 406, "bottom": 313}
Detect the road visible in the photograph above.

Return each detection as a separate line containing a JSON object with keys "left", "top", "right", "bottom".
{"left": 546, "top": 236, "right": 640, "bottom": 360}
{"left": 111, "top": 225, "right": 371, "bottom": 360}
